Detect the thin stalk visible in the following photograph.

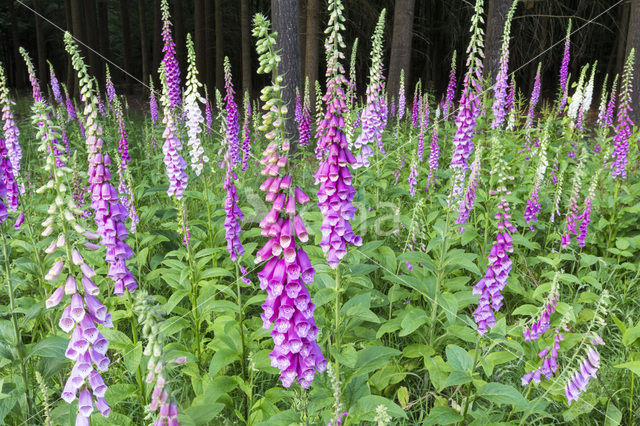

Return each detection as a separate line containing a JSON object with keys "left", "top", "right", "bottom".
{"left": 459, "top": 338, "right": 481, "bottom": 425}
{"left": 235, "top": 261, "right": 248, "bottom": 423}
{"left": 2, "top": 230, "right": 34, "bottom": 417}
{"left": 606, "top": 180, "right": 620, "bottom": 249}
{"left": 630, "top": 352, "right": 634, "bottom": 426}
{"left": 126, "top": 292, "right": 147, "bottom": 406}
{"left": 334, "top": 263, "right": 342, "bottom": 389}
{"left": 429, "top": 210, "right": 451, "bottom": 346}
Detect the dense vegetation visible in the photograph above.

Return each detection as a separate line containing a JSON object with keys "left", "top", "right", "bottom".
{"left": 0, "top": 0, "right": 639, "bottom": 425}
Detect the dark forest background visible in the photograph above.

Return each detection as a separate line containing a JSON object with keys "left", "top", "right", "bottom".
{"left": 1, "top": 0, "right": 639, "bottom": 121}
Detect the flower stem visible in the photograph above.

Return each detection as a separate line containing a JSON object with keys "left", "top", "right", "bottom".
{"left": 459, "top": 338, "right": 481, "bottom": 425}
{"left": 1, "top": 230, "right": 34, "bottom": 418}
{"left": 235, "top": 261, "right": 249, "bottom": 422}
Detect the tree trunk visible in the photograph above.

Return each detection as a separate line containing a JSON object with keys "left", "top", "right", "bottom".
{"left": 388, "top": 0, "right": 416, "bottom": 102}
{"left": 240, "top": 0, "right": 252, "bottom": 96}
{"left": 139, "top": 0, "right": 149, "bottom": 86}
{"left": 626, "top": 0, "right": 640, "bottom": 124}
{"left": 484, "top": 0, "right": 512, "bottom": 80}
{"left": 174, "top": 0, "right": 185, "bottom": 69}
{"left": 83, "top": 0, "right": 100, "bottom": 83}
{"left": 616, "top": 2, "right": 630, "bottom": 76}
{"left": 304, "top": 0, "right": 320, "bottom": 111}
{"left": 214, "top": 0, "right": 225, "bottom": 93}
{"left": 272, "top": 0, "right": 302, "bottom": 140}
{"left": 205, "top": 0, "right": 216, "bottom": 91}
{"left": 194, "top": 0, "right": 206, "bottom": 78}
{"left": 119, "top": 0, "right": 133, "bottom": 93}
{"left": 70, "top": 0, "right": 86, "bottom": 96}
{"left": 97, "top": 0, "right": 110, "bottom": 68}
{"left": 33, "top": 0, "right": 48, "bottom": 88}
{"left": 153, "top": 0, "right": 162, "bottom": 76}
{"left": 9, "top": 0, "right": 25, "bottom": 88}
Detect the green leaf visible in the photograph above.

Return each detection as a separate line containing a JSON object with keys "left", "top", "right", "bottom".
{"left": 400, "top": 309, "right": 429, "bottom": 337}
{"left": 397, "top": 386, "right": 409, "bottom": 408}
{"left": 209, "top": 348, "right": 240, "bottom": 376}
{"left": 622, "top": 324, "right": 640, "bottom": 347}
{"left": 614, "top": 361, "right": 640, "bottom": 377}
{"left": 423, "top": 406, "right": 463, "bottom": 425}
{"left": 354, "top": 395, "right": 407, "bottom": 420}
{"left": 477, "top": 383, "right": 528, "bottom": 409}
{"left": 445, "top": 344, "right": 473, "bottom": 371}
{"left": 123, "top": 342, "right": 142, "bottom": 373}
{"left": 26, "top": 336, "right": 67, "bottom": 359}
{"left": 443, "top": 371, "right": 472, "bottom": 387}
{"left": 604, "top": 401, "right": 622, "bottom": 426}
{"left": 351, "top": 346, "right": 401, "bottom": 378}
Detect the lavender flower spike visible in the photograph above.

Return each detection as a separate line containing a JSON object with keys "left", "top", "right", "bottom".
{"left": 491, "top": 0, "right": 518, "bottom": 129}
{"left": 558, "top": 20, "right": 571, "bottom": 111}
{"left": 610, "top": 49, "right": 635, "bottom": 179}
{"left": 161, "top": 0, "right": 181, "bottom": 110}
{"left": 314, "top": 0, "right": 362, "bottom": 268}
{"left": 441, "top": 51, "right": 457, "bottom": 118}
{"left": 0, "top": 63, "right": 22, "bottom": 187}
{"left": 353, "top": 9, "right": 387, "bottom": 168}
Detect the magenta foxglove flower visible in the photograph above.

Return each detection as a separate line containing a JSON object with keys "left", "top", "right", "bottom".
{"left": 1, "top": 64, "right": 22, "bottom": 184}
{"left": 411, "top": 91, "right": 420, "bottom": 127}
{"left": 456, "top": 146, "right": 482, "bottom": 231}
{"left": 241, "top": 96, "right": 252, "bottom": 171}
{"left": 0, "top": 137, "right": 18, "bottom": 220}
{"left": 408, "top": 158, "right": 418, "bottom": 196}
{"left": 558, "top": 22, "right": 571, "bottom": 111}
{"left": 491, "top": 3, "right": 516, "bottom": 130}
{"left": 205, "top": 90, "right": 213, "bottom": 136}
{"left": 313, "top": 6, "right": 362, "bottom": 268}
{"left": 49, "top": 62, "right": 63, "bottom": 104}
{"left": 65, "top": 88, "right": 76, "bottom": 121}
{"left": 522, "top": 330, "right": 563, "bottom": 385}
{"left": 473, "top": 196, "right": 516, "bottom": 334}
{"left": 298, "top": 87, "right": 311, "bottom": 147}
{"left": 610, "top": 50, "right": 635, "bottom": 179}
{"left": 565, "top": 346, "right": 601, "bottom": 405}
{"left": 425, "top": 120, "right": 440, "bottom": 193}
{"left": 525, "top": 64, "right": 542, "bottom": 129}
{"left": 224, "top": 58, "right": 241, "bottom": 167}
{"left": 161, "top": 0, "right": 181, "bottom": 110}
{"left": 294, "top": 88, "right": 302, "bottom": 123}
{"left": 150, "top": 81, "right": 159, "bottom": 126}
{"left": 442, "top": 51, "right": 457, "bottom": 118}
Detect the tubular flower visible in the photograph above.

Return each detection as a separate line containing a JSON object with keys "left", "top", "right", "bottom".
{"left": 565, "top": 346, "right": 602, "bottom": 405}
{"left": 33, "top": 98, "right": 113, "bottom": 423}
{"left": 441, "top": 51, "right": 457, "bottom": 118}
{"left": 577, "top": 63, "right": 596, "bottom": 130}
{"left": 105, "top": 64, "right": 116, "bottom": 106}
{"left": 294, "top": 88, "right": 302, "bottom": 123}
{"left": 576, "top": 169, "right": 602, "bottom": 247}
{"left": 417, "top": 97, "right": 429, "bottom": 162}
{"left": 523, "top": 273, "right": 559, "bottom": 342}
{"left": 21, "top": 48, "right": 65, "bottom": 168}
{"left": 64, "top": 85, "right": 77, "bottom": 121}
{"left": 411, "top": 86, "right": 421, "bottom": 128}
{"left": 161, "top": 0, "right": 181, "bottom": 110}
{"left": 224, "top": 57, "right": 241, "bottom": 167}
{"left": 392, "top": 154, "right": 405, "bottom": 185}
{"left": 449, "top": 0, "right": 484, "bottom": 211}
{"left": 149, "top": 77, "right": 159, "bottom": 126}
{"left": 567, "top": 65, "right": 588, "bottom": 125}
{"left": 558, "top": 21, "right": 571, "bottom": 111}
{"left": 241, "top": 92, "right": 252, "bottom": 171}
{"left": 253, "top": 13, "right": 327, "bottom": 388}
{"left": 408, "top": 155, "right": 418, "bottom": 197}
{"left": 184, "top": 34, "right": 209, "bottom": 176}
{"left": 49, "top": 61, "right": 63, "bottom": 104}
{"left": 525, "top": 63, "right": 542, "bottom": 129}
{"left": 550, "top": 165, "right": 565, "bottom": 223}
{"left": 205, "top": 88, "right": 213, "bottom": 136}
{"left": 313, "top": 0, "right": 362, "bottom": 268}
{"left": 603, "top": 75, "right": 618, "bottom": 129}
{"left": 353, "top": 9, "right": 387, "bottom": 167}
{"left": 610, "top": 49, "right": 635, "bottom": 179}
{"left": 298, "top": 78, "right": 311, "bottom": 147}
{"left": 0, "top": 63, "right": 22, "bottom": 187}
{"left": 473, "top": 127, "right": 516, "bottom": 335}
{"left": 491, "top": 0, "right": 517, "bottom": 130}
{"left": 524, "top": 122, "right": 550, "bottom": 231}
{"left": 397, "top": 70, "right": 406, "bottom": 120}
{"left": 65, "top": 32, "right": 137, "bottom": 297}
{"left": 561, "top": 152, "right": 584, "bottom": 248}
{"left": 425, "top": 117, "right": 440, "bottom": 193}
{"left": 0, "top": 136, "right": 18, "bottom": 219}
{"left": 522, "top": 330, "right": 563, "bottom": 385}
{"left": 112, "top": 95, "right": 139, "bottom": 233}
{"left": 456, "top": 144, "right": 482, "bottom": 232}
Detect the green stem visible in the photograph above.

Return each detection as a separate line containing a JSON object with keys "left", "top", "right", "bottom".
{"left": 2, "top": 230, "right": 34, "bottom": 418}
{"left": 606, "top": 180, "right": 620, "bottom": 249}
{"left": 235, "top": 261, "right": 249, "bottom": 423}
{"left": 630, "top": 352, "right": 634, "bottom": 426}
{"left": 334, "top": 263, "right": 342, "bottom": 394}
{"left": 459, "top": 339, "right": 481, "bottom": 425}
{"left": 430, "top": 210, "right": 451, "bottom": 347}
{"left": 126, "top": 292, "right": 147, "bottom": 406}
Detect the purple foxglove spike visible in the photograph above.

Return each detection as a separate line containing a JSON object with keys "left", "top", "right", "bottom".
{"left": 46, "top": 286, "right": 65, "bottom": 309}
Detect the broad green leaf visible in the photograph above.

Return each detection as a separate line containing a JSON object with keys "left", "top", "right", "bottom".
{"left": 26, "top": 336, "right": 67, "bottom": 359}
{"left": 423, "top": 406, "right": 463, "bottom": 425}
{"left": 614, "top": 361, "right": 640, "bottom": 377}
{"left": 400, "top": 309, "right": 429, "bottom": 336}
{"left": 477, "top": 383, "right": 528, "bottom": 410}
{"left": 445, "top": 344, "right": 473, "bottom": 371}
